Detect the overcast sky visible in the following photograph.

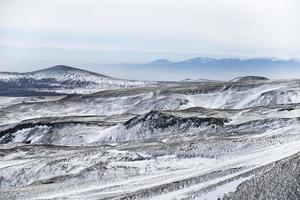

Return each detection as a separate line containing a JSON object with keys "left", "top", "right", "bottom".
{"left": 0, "top": 0, "right": 299, "bottom": 72}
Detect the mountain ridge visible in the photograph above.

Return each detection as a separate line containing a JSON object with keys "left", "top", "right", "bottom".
{"left": 0, "top": 65, "right": 151, "bottom": 94}
{"left": 148, "top": 57, "right": 300, "bottom": 65}
{"left": 0, "top": 65, "right": 110, "bottom": 78}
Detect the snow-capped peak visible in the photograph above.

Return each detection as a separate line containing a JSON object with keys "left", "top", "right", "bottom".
{"left": 0, "top": 65, "right": 153, "bottom": 94}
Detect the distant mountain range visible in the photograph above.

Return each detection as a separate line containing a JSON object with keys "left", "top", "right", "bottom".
{"left": 142, "top": 57, "right": 300, "bottom": 72}
{"left": 102, "top": 57, "right": 300, "bottom": 81}
{"left": 147, "top": 57, "right": 299, "bottom": 66}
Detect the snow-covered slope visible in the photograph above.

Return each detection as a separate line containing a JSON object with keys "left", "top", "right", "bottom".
{"left": 0, "top": 65, "right": 153, "bottom": 94}
{"left": 2, "top": 78, "right": 300, "bottom": 126}
{"left": 230, "top": 76, "right": 269, "bottom": 82}
{"left": 2, "top": 71, "right": 300, "bottom": 199}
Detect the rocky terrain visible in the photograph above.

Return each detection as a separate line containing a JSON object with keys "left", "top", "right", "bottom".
{"left": 1, "top": 66, "right": 300, "bottom": 199}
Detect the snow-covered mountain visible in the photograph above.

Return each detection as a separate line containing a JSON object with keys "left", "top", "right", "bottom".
{"left": 150, "top": 57, "right": 300, "bottom": 67}
{"left": 149, "top": 58, "right": 172, "bottom": 65}
{"left": 230, "top": 76, "right": 269, "bottom": 82}
{"left": 0, "top": 65, "right": 152, "bottom": 94}
{"left": 1, "top": 68, "right": 300, "bottom": 199}
{"left": 181, "top": 78, "right": 220, "bottom": 83}
{"left": 110, "top": 57, "right": 300, "bottom": 81}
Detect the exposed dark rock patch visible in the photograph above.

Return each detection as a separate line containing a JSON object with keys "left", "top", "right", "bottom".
{"left": 124, "top": 110, "right": 228, "bottom": 131}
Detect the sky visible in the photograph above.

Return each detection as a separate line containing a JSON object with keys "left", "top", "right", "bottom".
{"left": 0, "top": 0, "right": 299, "bottom": 78}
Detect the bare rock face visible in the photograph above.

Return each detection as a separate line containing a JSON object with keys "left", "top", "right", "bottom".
{"left": 124, "top": 110, "right": 227, "bottom": 130}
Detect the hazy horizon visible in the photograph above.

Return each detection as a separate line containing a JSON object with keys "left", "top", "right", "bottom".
{"left": 0, "top": 0, "right": 299, "bottom": 80}
{"left": 1, "top": 56, "right": 300, "bottom": 82}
